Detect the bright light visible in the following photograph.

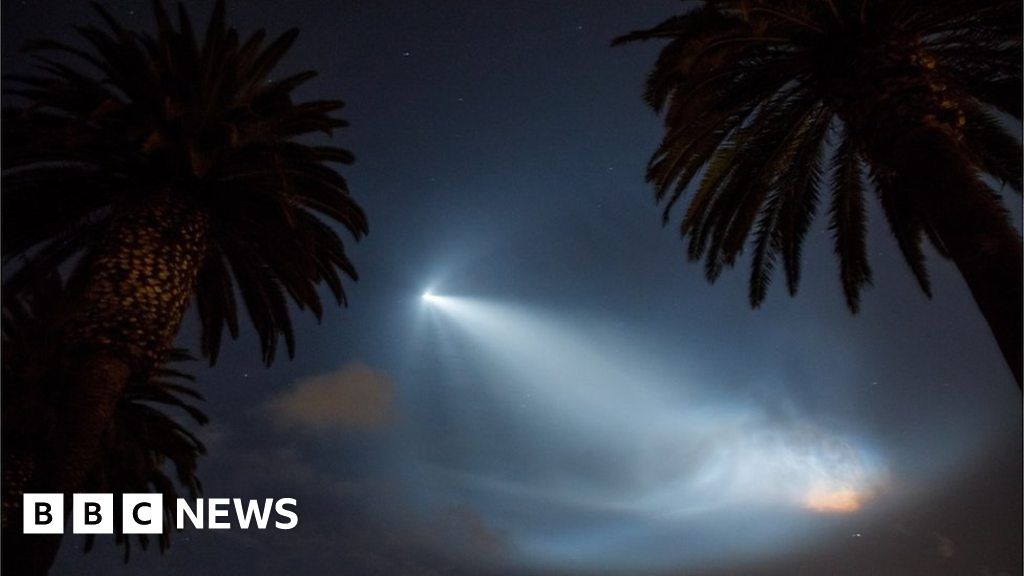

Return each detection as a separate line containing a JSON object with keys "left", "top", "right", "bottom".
{"left": 410, "top": 296, "right": 885, "bottom": 513}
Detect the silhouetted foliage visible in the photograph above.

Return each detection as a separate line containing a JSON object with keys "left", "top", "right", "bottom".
{"left": 1, "top": 3, "right": 366, "bottom": 570}
{"left": 616, "top": 0, "right": 1021, "bottom": 307}
{"left": 617, "top": 0, "right": 1022, "bottom": 384}
{"left": 81, "top": 349, "right": 206, "bottom": 563}
{"left": 3, "top": 0, "right": 367, "bottom": 365}
{"left": 2, "top": 275, "right": 206, "bottom": 563}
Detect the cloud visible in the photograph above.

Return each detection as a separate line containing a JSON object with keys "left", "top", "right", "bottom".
{"left": 266, "top": 362, "right": 395, "bottom": 431}
{"left": 802, "top": 487, "right": 863, "bottom": 514}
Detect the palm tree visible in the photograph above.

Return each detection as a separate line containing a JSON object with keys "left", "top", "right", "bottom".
{"left": 3, "top": 275, "right": 207, "bottom": 571}
{"left": 82, "top": 349, "right": 206, "bottom": 564}
{"left": 615, "top": 0, "right": 1022, "bottom": 387}
{"left": 1, "top": 0, "right": 367, "bottom": 532}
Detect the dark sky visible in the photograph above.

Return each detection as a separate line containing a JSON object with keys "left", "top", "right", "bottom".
{"left": 4, "top": 1, "right": 1022, "bottom": 575}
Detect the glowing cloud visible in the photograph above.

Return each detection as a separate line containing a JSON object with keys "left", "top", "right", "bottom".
{"left": 802, "top": 486, "right": 863, "bottom": 514}
{"left": 398, "top": 295, "right": 889, "bottom": 571}
{"left": 266, "top": 362, "right": 395, "bottom": 430}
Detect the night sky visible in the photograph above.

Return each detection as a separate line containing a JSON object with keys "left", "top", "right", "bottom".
{"left": 3, "top": 1, "right": 1022, "bottom": 575}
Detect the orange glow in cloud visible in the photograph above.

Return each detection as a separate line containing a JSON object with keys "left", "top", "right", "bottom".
{"left": 802, "top": 487, "right": 863, "bottom": 514}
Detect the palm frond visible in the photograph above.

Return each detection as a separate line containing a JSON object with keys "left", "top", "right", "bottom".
{"left": 828, "top": 130, "right": 872, "bottom": 311}
{"left": 617, "top": 0, "right": 1021, "bottom": 309}
{"left": 3, "top": 0, "right": 366, "bottom": 365}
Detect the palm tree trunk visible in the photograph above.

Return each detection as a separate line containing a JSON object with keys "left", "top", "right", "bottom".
{"left": 861, "top": 120, "right": 1022, "bottom": 388}
{"left": 2, "top": 192, "right": 209, "bottom": 574}
{"left": 944, "top": 225, "right": 1023, "bottom": 388}
{"left": 833, "top": 43, "right": 1022, "bottom": 388}
{"left": 905, "top": 130, "right": 1020, "bottom": 387}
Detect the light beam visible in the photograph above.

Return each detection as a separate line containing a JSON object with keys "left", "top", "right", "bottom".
{"left": 401, "top": 295, "right": 887, "bottom": 571}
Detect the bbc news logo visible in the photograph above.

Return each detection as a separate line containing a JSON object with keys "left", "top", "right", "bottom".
{"left": 23, "top": 494, "right": 298, "bottom": 534}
